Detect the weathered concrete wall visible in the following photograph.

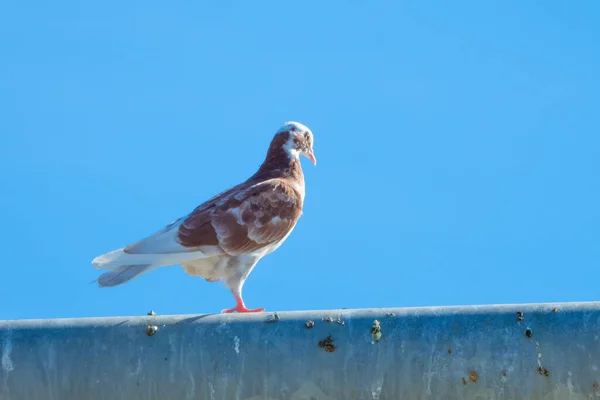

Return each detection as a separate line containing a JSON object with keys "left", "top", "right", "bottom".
{"left": 1, "top": 302, "right": 599, "bottom": 399}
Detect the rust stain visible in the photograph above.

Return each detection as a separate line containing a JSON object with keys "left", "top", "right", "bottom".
{"left": 265, "top": 312, "right": 280, "bottom": 323}
{"left": 593, "top": 382, "right": 599, "bottom": 392}
{"left": 537, "top": 366, "right": 550, "bottom": 377}
{"left": 371, "top": 320, "right": 382, "bottom": 342}
{"left": 525, "top": 329, "right": 533, "bottom": 338}
{"left": 318, "top": 335, "right": 336, "bottom": 352}
{"left": 553, "top": 307, "right": 559, "bottom": 313}
{"left": 516, "top": 311, "right": 524, "bottom": 322}
{"left": 462, "top": 377, "right": 467, "bottom": 385}
{"left": 501, "top": 370, "right": 507, "bottom": 377}
{"left": 447, "top": 347, "right": 452, "bottom": 355}
{"left": 146, "top": 325, "right": 158, "bottom": 336}
{"left": 469, "top": 370, "right": 479, "bottom": 383}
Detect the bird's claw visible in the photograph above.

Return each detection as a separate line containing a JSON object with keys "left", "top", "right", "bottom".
{"left": 222, "top": 305, "right": 265, "bottom": 313}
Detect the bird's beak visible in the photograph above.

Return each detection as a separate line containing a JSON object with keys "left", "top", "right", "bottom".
{"left": 306, "top": 148, "right": 317, "bottom": 165}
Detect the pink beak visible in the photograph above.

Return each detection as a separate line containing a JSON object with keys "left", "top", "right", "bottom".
{"left": 306, "top": 149, "right": 317, "bottom": 165}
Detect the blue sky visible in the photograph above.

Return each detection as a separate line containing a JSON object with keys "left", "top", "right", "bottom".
{"left": 1, "top": 1, "right": 599, "bottom": 320}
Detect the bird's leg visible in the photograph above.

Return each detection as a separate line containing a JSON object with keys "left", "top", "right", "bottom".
{"left": 222, "top": 292, "right": 264, "bottom": 313}
{"left": 222, "top": 257, "right": 264, "bottom": 313}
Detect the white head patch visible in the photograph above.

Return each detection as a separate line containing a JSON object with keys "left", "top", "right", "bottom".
{"left": 283, "top": 138, "right": 300, "bottom": 159}
{"left": 277, "top": 121, "right": 311, "bottom": 135}
{"left": 277, "top": 121, "right": 312, "bottom": 160}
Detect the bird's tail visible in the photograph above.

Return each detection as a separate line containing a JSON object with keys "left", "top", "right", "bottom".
{"left": 92, "top": 248, "right": 169, "bottom": 287}
{"left": 93, "top": 248, "right": 167, "bottom": 269}
{"left": 96, "top": 264, "right": 155, "bottom": 287}
{"left": 92, "top": 246, "right": 209, "bottom": 287}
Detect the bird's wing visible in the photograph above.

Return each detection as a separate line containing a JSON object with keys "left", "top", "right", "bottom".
{"left": 178, "top": 179, "right": 303, "bottom": 256}
{"left": 120, "top": 184, "right": 242, "bottom": 256}
{"left": 119, "top": 216, "right": 200, "bottom": 255}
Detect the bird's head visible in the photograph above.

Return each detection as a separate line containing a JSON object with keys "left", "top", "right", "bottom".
{"left": 276, "top": 121, "right": 316, "bottom": 166}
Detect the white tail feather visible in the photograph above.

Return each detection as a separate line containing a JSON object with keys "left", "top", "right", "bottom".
{"left": 93, "top": 247, "right": 210, "bottom": 271}
{"left": 97, "top": 264, "right": 155, "bottom": 287}
{"left": 92, "top": 217, "right": 216, "bottom": 286}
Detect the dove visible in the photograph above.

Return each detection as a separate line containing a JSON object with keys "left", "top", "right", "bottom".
{"left": 92, "top": 121, "right": 316, "bottom": 313}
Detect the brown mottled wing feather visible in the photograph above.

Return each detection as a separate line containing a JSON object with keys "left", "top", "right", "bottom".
{"left": 178, "top": 179, "right": 302, "bottom": 256}
{"left": 176, "top": 183, "right": 245, "bottom": 249}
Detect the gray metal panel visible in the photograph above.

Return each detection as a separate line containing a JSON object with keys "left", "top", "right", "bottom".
{"left": 1, "top": 302, "right": 599, "bottom": 399}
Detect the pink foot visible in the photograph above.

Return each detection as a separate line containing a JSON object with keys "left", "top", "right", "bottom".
{"left": 222, "top": 293, "right": 264, "bottom": 313}
{"left": 222, "top": 305, "right": 265, "bottom": 313}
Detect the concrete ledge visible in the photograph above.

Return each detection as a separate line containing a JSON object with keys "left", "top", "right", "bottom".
{"left": 1, "top": 302, "right": 599, "bottom": 399}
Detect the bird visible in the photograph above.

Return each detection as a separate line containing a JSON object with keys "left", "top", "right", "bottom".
{"left": 92, "top": 121, "right": 316, "bottom": 313}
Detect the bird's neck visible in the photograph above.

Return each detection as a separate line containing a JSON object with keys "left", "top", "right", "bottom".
{"left": 253, "top": 143, "right": 305, "bottom": 183}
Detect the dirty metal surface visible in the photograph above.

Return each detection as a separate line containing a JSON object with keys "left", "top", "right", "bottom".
{"left": 1, "top": 302, "right": 600, "bottom": 400}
